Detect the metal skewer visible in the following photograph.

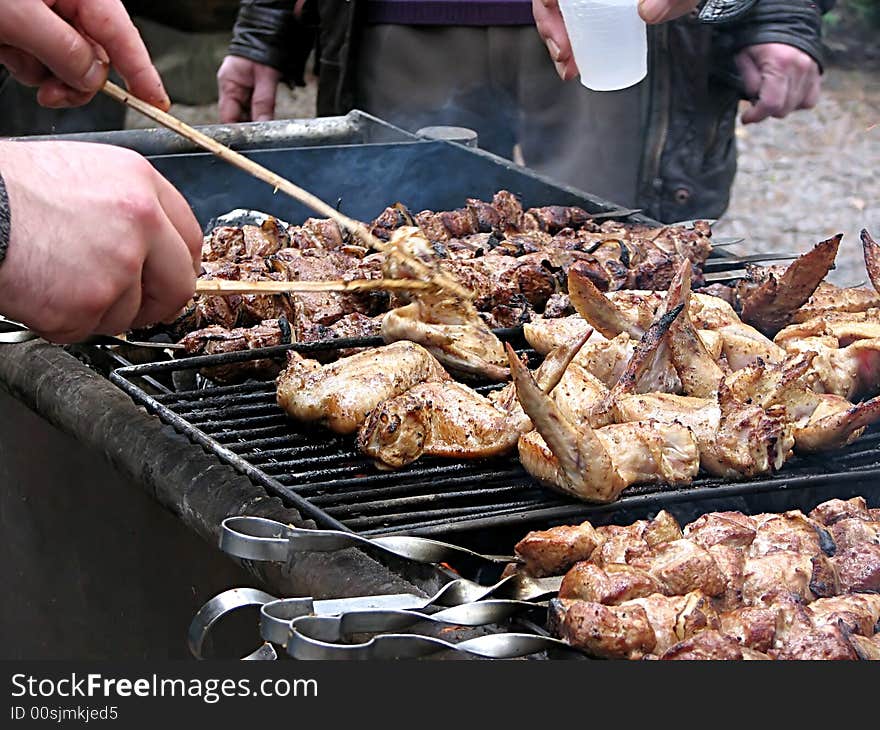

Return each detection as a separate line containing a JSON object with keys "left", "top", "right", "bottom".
{"left": 101, "top": 81, "right": 472, "bottom": 301}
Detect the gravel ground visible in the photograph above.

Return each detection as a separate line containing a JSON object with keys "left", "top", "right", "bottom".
{"left": 145, "top": 64, "right": 879, "bottom": 286}
{"left": 716, "top": 66, "right": 880, "bottom": 286}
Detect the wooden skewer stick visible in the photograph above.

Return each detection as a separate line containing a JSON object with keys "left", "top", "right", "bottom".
{"left": 196, "top": 277, "right": 431, "bottom": 296}
{"left": 101, "top": 81, "right": 472, "bottom": 301}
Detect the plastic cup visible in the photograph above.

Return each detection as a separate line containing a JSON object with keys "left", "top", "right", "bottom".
{"left": 557, "top": 0, "right": 648, "bottom": 92}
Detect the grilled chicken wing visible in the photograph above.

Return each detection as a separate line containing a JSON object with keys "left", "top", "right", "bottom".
{"left": 614, "top": 391, "right": 793, "bottom": 479}
{"left": 784, "top": 335, "right": 880, "bottom": 399}
{"left": 666, "top": 261, "right": 725, "bottom": 398}
{"left": 276, "top": 341, "right": 448, "bottom": 434}
{"left": 358, "top": 330, "right": 590, "bottom": 468}
{"left": 790, "top": 280, "right": 880, "bottom": 323}
{"left": 381, "top": 227, "right": 509, "bottom": 380}
{"left": 508, "top": 344, "right": 699, "bottom": 503}
{"left": 775, "top": 309, "right": 880, "bottom": 348}
{"left": 736, "top": 235, "right": 842, "bottom": 337}
{"left": 523, "top": 316, "right": 593, "bottom": 355}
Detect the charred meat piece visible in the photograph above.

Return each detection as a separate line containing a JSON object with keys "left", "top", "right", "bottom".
{"left": 275, "top": 341, "right": 449, "bottom": 435}
{"left": 736, "top": 235, "right": 842, "bottom": 337}
{"left": 179, "top": 318, "right": 293, "bottom": 383}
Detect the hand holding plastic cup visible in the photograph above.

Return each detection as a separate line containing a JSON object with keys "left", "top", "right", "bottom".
{"left": 557, "top": 0, "right": 648, "bottom": 91}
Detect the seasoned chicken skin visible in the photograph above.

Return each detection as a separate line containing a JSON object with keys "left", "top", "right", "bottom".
{"left": 276, "top": 341, "right": 448, "bottom": 434}
{"left": 358, "top": 329, "right": 590, "bottom": 468}
{"left": 381, "top": 227, "right": 508, "bottom": 380}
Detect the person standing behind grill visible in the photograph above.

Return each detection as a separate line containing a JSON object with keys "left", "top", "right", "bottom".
{"left": 216, "top": 0, "right": 828, "bottom": 222}
{"left": 0, "top": 0, "right": 203, "bottom": 343}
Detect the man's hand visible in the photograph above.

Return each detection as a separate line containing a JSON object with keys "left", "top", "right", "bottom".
{"left": 533, "top": 0, "right": 700, "bottom": 80}
{"left": 0, "top": 141, "right": 202, "bottom": 343}
{"left": 217, "top": 55, "right": 281, "bottom": 123}
{"left": 0, "top": 0, "right": 169, "bottom": 110}
{"left": 735, "top": 43, "right": 821, "bottom": 124}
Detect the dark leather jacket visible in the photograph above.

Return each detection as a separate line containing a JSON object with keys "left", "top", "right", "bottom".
{"left": 228, "top": 0, "right": 832, "bottom": 220}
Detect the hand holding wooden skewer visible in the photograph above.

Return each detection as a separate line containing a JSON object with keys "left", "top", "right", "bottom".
{"left": 101, "top": 81, "right": 473, "bottom": 301}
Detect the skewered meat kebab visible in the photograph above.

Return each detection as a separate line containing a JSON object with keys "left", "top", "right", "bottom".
{"left": 514, "top": 497, "right": 880, "bottom": 659}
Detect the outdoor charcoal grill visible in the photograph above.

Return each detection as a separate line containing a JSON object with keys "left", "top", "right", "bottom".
{"left": 97, "top": 111, "right": 877, "bottom": 553}
{"left": 3, "top": 112, "right": 877, "bottom": 658}
{"left": 110, "top": 333, "right": 880, "bottom": 554}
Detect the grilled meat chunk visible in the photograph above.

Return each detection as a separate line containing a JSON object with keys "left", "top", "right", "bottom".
{"left": 179, "top": 318, "right": 293, "bottom": 383}
{"left": 741, "top": 551, "right": 816, "bottom": 605}
{"left": 551, "top": 598, "right": 657, "bottom": 660}
{"left": 807, "top": 594, "right": 880, "bottom": 636}
{"left": 684, "top": 512, "right": 757, "bottom": 549}
{"left": 515, "top": 523, "right": 602, "bottom": 578}
{"left": 275, "top": 341, "right": 449, "bottom": 434}
{"left": 718, "top": 606, "right": 777, "bottom": 652}
{"left": 748, "top": 511, "right": 831, "bottom": 559}
{"left": 832, "top": 543, "right": 880, "bottom": 594}
{"left": 661, "top": 630, "right": 771, "bottom": 660}
{"left": 629, "top": 540, "right": 727, "bottom": 598}
{"left": 809, "top": 496, "right": 873, "bottom": 527}
{"left": 558, "top": 562, "right": 664, "bottom": 604}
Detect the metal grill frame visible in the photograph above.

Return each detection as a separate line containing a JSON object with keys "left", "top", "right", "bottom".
{"left": 109, "top": 337, "right": 880, "bottom": 540}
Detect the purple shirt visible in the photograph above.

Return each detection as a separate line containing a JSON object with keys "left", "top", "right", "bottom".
{"left": 364, "top": 1, "right": 535, "bottom": 25}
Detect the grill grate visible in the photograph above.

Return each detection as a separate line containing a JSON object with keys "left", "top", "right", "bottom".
{"left": 110, "top": 340, "right": 880, "bottom": 540}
